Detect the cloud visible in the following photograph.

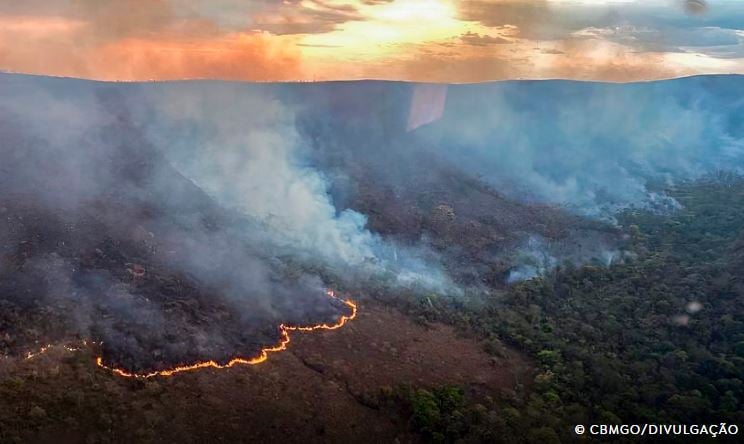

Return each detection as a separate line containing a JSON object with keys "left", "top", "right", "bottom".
{"left": 454, "top": 3, "right": 550, "bottom": 40}
{"left": 0, "top": 24, "right": 304, "bottom": 81}
{"left": 458, "top": 0, "right": 744, "bottom": 44}
{"left": 458, "top": 0, "right": 548, "bottom": 27}
{"left": 459, "top": 31, "right": 512, "bottom": 46}
{"left": 356, "top": 35, "right": 683, "bottom": 83}
{"left": 1, "top": 0, "right": 744, "bottom": 82}
{"left": 0, "top": 1, "right": 307, "bottom": 81}
{"left": 0, "top": 0, "right": 365, "bottom": 38}
{"left": 572, "top": 23, "right": 743, "bottom": 55}
{"left": 91, "top": 33, "right": 304, "bottom": 81}
{"left": 0, "top": 0, "right": 365, "bottom": 80}
{"left": 249, "top": 0, "right": 364, "bottom": 35}
{"left": 448, "top": 0, "right": 744, "bottom": 82}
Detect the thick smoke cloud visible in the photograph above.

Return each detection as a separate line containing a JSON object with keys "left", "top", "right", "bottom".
{"left": 0, "top": 77, "right": 313, "bottom": 366}
{"left": 126, "top": 81, "right": 454, "bottom": 292}
{"left": 134, "top": 84, "right": 384, "bottom": 267}
{"left": 0, "top": 74, "right": 456, "bottom": 368}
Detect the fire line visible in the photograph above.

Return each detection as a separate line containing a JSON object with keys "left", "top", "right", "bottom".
{"left": 20, "top": 290, "right": 357, "bottom": 379}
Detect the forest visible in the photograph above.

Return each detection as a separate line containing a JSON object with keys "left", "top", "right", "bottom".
{"left": 382, "top": 176, "right": 744, "bottom": 442}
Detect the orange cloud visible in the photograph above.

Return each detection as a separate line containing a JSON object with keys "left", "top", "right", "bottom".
{"left": 0, "top": 18, "right": 302, "bottom": 82}
{"left": 89, "top": 33, "right": 303, "bottom": 81}
{"left": 0, "top": 0, "right": 742, "bottom": 83}
{"left": 0, "top": 16, "right": 86, "bottom": 36}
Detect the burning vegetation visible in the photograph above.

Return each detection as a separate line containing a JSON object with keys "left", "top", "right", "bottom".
{"left": 2, "top": 73, "right": 744, "bottom": 442}
{"left": 20, "top": 291, "right": 356, "bottom": 379}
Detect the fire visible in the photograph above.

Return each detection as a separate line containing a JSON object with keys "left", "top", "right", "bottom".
{"left": 20, "top": 290, "right": 357, "bottom": 379}
{"left": 25, "top": 344, "right": 52, "bottom": 360}
{"left": 22, "top": 341, "right": 90, "bottom": 360}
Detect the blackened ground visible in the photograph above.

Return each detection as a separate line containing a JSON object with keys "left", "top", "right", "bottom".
{"left": 0, "top": 298, "right": 530, "bottom": 444}
{"left": 0, "top": 98, "right": 348, "bottom": 373}
{"left": 0, "top": 192, "right": 346, "bottom": 374}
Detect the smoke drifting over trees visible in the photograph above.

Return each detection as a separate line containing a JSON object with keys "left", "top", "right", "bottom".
{"left": 2, "top": 73, "right": 744, "bottom": 369}
{"left": 416, "top": 77, "right": 744, "bottom": 219}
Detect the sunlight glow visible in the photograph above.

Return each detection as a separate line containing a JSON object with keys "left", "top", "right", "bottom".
{"left": 371, "top": 0, "right": 456, "bottom": 22}
{"left": 300, "top": 0, "right": 472, "bottom": 60}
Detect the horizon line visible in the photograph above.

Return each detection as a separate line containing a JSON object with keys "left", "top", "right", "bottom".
{"left": 1, "top": 70, "right": 742, "bottom": 86}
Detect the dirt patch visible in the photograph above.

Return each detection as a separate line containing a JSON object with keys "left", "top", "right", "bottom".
{"left": 290, "top": 300, "right": 531, "bottom": 400}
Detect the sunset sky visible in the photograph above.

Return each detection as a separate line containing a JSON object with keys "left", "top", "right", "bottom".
{"left": 1, "top": 0, "right": 743, "bottom": 82}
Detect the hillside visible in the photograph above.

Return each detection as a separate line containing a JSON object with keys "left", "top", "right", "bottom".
{"left": 2, "top": 73, "right": 744, "bottom": 442}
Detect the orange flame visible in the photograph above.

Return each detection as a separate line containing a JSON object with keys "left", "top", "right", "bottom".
{"left": 95, "top": 290, "right": 357, "bottom": 378}
{"left": 21, "top": 340, "right": 94, "bottom": 360}
{"left": 16, "top": 291, "right": 357, "bottom": 378}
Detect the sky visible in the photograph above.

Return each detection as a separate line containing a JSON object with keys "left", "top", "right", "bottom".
{"left": 0, "top": 0, "right": 743, "bottom": 82}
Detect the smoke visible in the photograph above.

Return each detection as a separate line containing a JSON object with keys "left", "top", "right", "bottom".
{"left": 505, "top": 235, "right": 623, "bottom": 284}
{"left": 5, "top": 72, "right": 743, "bottom": 366}
{"left": 506, "top": 236, "right": 557, "bottom": 284}
{"left": 126, "top": 81, "right": 455, "bottom": 293}
{"left": 0, "top": 74, "right": 456, "bottom": 368}
{"left": 412, "top": 77, "right": 744, "bottom": 220}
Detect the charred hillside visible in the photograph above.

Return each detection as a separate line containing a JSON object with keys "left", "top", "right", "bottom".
{"left": 0, "top": 83, "right": 349, "bottom": 373}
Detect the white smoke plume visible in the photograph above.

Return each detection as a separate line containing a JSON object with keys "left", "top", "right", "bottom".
{"left": 128, "top": 82, "right": 456, "bottom": 294}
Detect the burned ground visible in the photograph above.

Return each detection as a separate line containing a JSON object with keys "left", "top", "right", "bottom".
{"left": 0, "top": 87, "right": 349, "bottom": 374}
{"left": 0, "top": 298, "right": 530, "bottom": 444}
